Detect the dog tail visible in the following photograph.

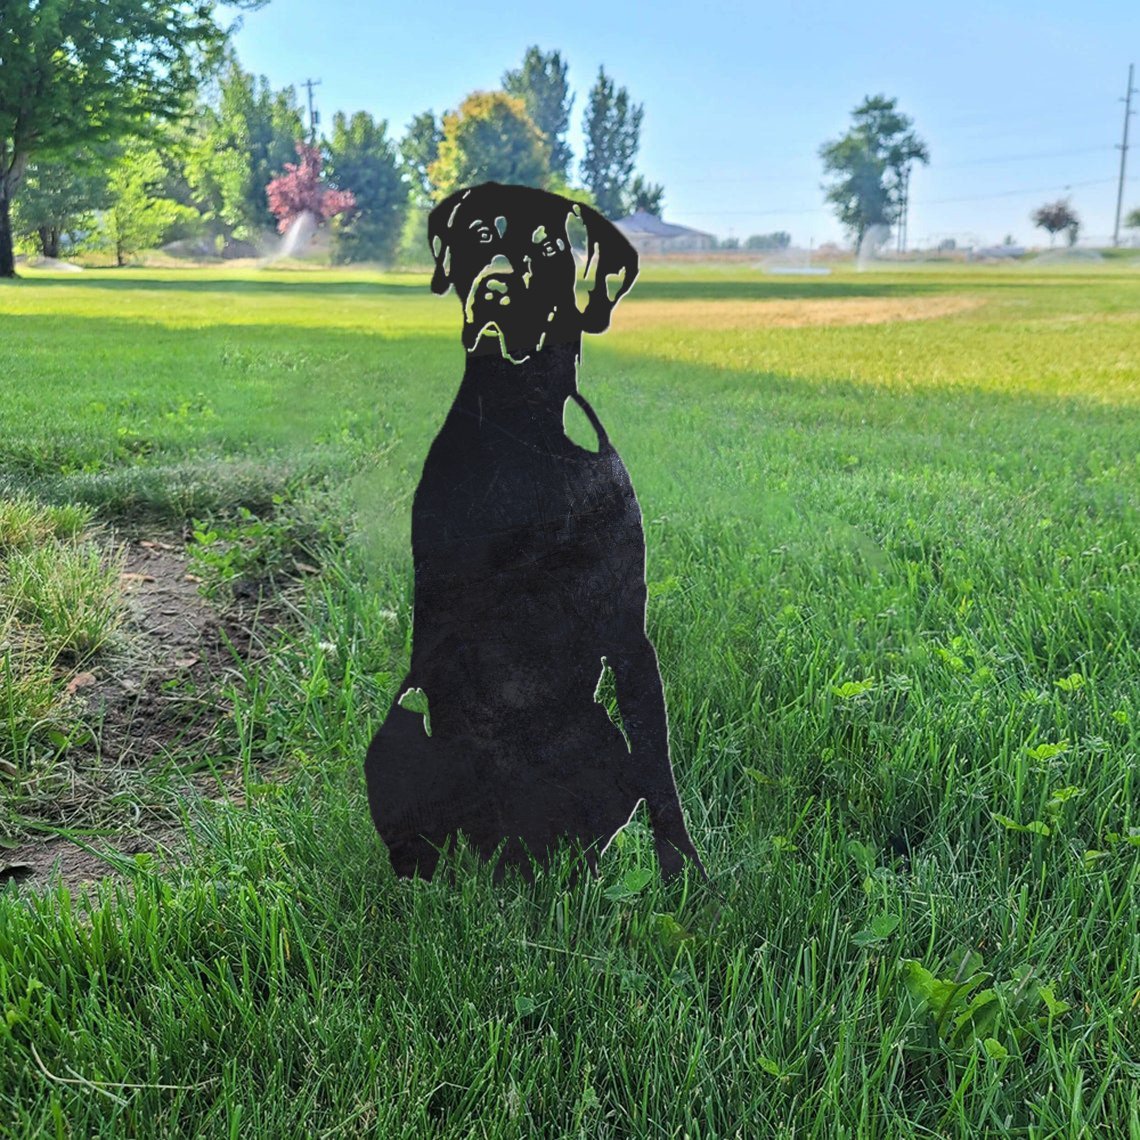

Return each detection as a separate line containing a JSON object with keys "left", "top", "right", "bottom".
{"left": 567, "top": 392, "right": 611, "bottom": 452}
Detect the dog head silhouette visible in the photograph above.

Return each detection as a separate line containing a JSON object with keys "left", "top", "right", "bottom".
{"left": 427, "top": 182, "right": 640, "bottom": 362}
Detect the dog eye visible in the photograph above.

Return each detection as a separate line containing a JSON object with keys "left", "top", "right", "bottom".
{"left": 476, "top": 227, "right": 494, "bottom": 244}
{"left": 541, "top": 240, "right": 558, "bottom": 257}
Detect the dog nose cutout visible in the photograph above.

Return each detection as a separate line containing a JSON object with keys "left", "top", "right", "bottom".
{"left": 487, "top": 253, "right": 512, "bottom": 275}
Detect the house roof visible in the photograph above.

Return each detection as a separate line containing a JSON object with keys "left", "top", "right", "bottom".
{"left": 613, "top": 210, "right": 713, "bottom": 240}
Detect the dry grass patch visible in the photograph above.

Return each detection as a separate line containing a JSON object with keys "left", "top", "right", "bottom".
{"left": 618, "top": 293, "right": 983, "bottom": 332}
{"left": 0, "top": 495, "right": 93, "bottom": 551}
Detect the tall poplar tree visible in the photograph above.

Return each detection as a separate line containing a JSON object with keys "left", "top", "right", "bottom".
{"left": 580, "top": 68, "right": 643, "bottom": 219}
{"left": 502, "top": 47, "right": 574, "bottom": 182}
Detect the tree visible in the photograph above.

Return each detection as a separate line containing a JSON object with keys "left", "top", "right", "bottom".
{"left": 819, "top": 94, "right": 929, "bottom": 246}
{"left": 399, "top": 111, "right": 443, "bottom": 206}
{"left": 324, "top": 111, "right": 407, "bottom": 264}
{"left": 185, "top": 58, "right": 304, "bottom": 243}
{"left": 1031, "top": 199, "right": 1080, "bottom": 247}
{"left": 0, "top": 0, "right": 261, "bottom": 277}
{"left": 745, "top": 231, "right": 792, "bottom": 251}
{"left": 11, "top": 150, "right": 111, "bottom": 258}
{"left": 428, "top": 92, "right": 549, "bottom": 200}
{"left": 628, "top": 174, "right": 665, "bottom": 215}
{"left": 1126, "top": 206, "right": 1140, "bottom": 230}
{"left": 544, "top": 176, "right": 597, "bottom": 211}
{"left": 502, "top": 47, "right": 574, "bottom": 181}
{"left": 265, "top": 142, "right": 354, "bottom": 234}
{"left": 581, "top": 68, "right": 643, "bottom": 219}
{"left": 99, "top": 142, "right": 198, "bottom": 265}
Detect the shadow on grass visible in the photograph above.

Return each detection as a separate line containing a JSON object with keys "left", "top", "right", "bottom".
{"left": 4, "top": 273, "right": 935, "bottom": 303}
{"left": 1, "top": 311, "right": 1136, "bottom": 525}
{"left": 625, "top": 275, "right": 1116, "bottom": 301}
{"left": 6, "top": 268, "right": 1120, "bottom": 306}
{"left": 3, "top": 274, "right": 428, "bottom": 298}
{"left": 628, "top": 278, "right": 951, "bottom": 302}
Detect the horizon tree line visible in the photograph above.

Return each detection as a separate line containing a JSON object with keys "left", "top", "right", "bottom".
{"left": 1, "top": 11, "right": 666, "bottom": 273}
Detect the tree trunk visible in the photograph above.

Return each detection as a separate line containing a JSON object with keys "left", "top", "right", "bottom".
{"left": 0, "top": 191, "right": 15, "bottom": 278}
{"left": 0, "top": 151, "right": 28, "bottom": 278}
{"left": 38, "top": 226, "right": 61, "bottom": 259}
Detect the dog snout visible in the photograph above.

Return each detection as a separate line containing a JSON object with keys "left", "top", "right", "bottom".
{"left": 472, "top": 254, "right": 523, "bottom": 309}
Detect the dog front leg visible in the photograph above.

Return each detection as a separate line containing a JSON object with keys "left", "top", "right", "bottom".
{"left": 611, "top": 638, "right": 706, "bottom": 880}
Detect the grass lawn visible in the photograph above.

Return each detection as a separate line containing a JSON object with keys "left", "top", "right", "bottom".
{"left": 1, "top": 260, "right": 1139, "bottom": 1137}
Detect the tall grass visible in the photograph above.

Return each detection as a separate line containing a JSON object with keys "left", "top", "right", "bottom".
{"left": 0, "top": 262, "right": 1138, "bottom": 1136}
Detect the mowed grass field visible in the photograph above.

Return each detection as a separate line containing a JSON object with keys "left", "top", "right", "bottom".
{"left": 1, "top": 260, "right": 1139, "bottom": 1137}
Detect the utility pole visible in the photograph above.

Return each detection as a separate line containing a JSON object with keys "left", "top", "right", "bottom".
{"left": 302, "top": 77, "right": 322, "bottom": 145}
{"left": 1113, "top": 63, "right": 1136, "bottom": 247}
{"left": 897, "top": 164, "right": 911, "bottom": 254}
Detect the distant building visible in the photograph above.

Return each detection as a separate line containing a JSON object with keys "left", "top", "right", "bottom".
{"left": 613, "top": 210, "right": 715, "bottom": 254}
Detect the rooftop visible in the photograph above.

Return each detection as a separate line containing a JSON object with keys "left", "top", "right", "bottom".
{"left": 613, "top": 210, "right": 713, "bottom": 239}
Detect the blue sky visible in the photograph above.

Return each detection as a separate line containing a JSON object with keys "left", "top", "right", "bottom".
{"left": 231, "top": 0, "right": 1140, "bottom": 247}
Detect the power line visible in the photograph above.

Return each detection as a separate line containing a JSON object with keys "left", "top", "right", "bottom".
{"left": 1113, "top": 63, "right": 1136, "bottom": 247}
{"left": 678, "top": 176, "right": 1121, "bottom": 217}
{"left": 944, "top": 145, "right": 1113, "bottom": 169}
{"left": 916, "top": 176, "right": 1117, "bottom": 207}
{"left": 666, "top": 146, "right": 1115, "bottom": 188}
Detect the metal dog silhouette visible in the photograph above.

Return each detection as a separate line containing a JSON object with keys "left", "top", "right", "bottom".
{"left": 365, "top": 182, "right": 704, "bottom": 881}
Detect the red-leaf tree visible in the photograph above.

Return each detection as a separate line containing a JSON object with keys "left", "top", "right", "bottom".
{"left": 265, "top": 142, "right": 356, "bottom": 233}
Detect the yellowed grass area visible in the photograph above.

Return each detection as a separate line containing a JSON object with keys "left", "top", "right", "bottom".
{"left": 618, "top": 294, "right": 983, "bottom": 331}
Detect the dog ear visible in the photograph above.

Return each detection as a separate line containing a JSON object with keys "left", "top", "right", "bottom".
{"left": 573, "top": 202, "right": 640, "bottom": 334}
{"left": 426, "top": 188, "right": 472, "bottom": 295}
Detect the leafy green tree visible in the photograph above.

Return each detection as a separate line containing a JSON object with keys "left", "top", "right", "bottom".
{"left": 11, "top": 151, "right": 111, "bottom": 258}
{"left": 0, "top": 0, "right": 261, "bottom": 277}
{"left": 1031, "top": 199, "right": 1080, "bottom": 247}
{"left": 581, "top": 68, "right": 644, "bottom": 219}
{"left": 819, "top": 94, "right": 929, "bottom": 246}
{"left": 99, "top": 142, "right": 198, "bottom": 265}
{"left": 399, "top": 111, "right": 443, "bottom": 206}
{"left": 502, "top": 47, "right": 574, "bottom": 181}
{"left": 324, "top": 112, "right": 407, "bottom": 264}
{"left": 185, "top": 58, "right": 304, "bottom": 243}
{"left": 628, "top": 174, "right": 665, "bottom": 215}
{"left": 1127, "top": 206, "right": 1140, "bottom": 230}
{"left": 544, "top": 175, "right": 597, "bottom": 211}
{"left": 428, "top": 92, "right": 549, "bottom": 199}
{"left": 395, "top": 203, "right": 433, "bottom": 267}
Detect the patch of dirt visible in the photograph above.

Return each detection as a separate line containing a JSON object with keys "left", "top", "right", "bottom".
{"left": 2, "top": 537, "right": 285, "bottom": 895}
{"left": 618, "top": 294, "right": 983, "bottom": 331}
{"left": 77, "top": 538, "right": 249, "bottom": 764}
{"left": 1, "top": 828, "right": 185, "bottom": 894}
